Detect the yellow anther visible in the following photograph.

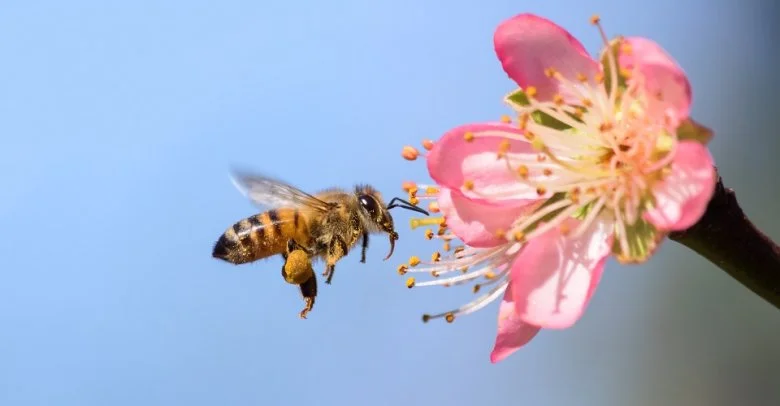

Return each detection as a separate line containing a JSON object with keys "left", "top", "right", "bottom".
{"left": 463, "top": 179, "right": 474, "bottom": 191}
{"left": 431, "top": 252, "right": 441, "bottom": 262}
{"left": 537, "top": 153, "right": 547, "bottom": 162}
{"left": 445, "top": 313, "right": 455, "bottom": 323}
{"left": 431, "top": 270, "right": 440, "bottom": 277}
{"left": 619, "top": 67, "right": 632, "bottom": 79}
{"left": 582, "top": 98, "right": 594, "bottom": 108}
{"left": 518, "top": 113, "right": 530, "bottom": 129}
{"left": 463, "top": 131, "right": 475, "bottom": 142}
{"left": 576, "top": 72, "right": 588, "bottom": 83}
{"left": 459, "top": 266, "right": 469, "bottom": 274}
{"left": 472, "top": 284, "right": 481, "bottom": 294}
{"left": 620, "top": 41, "right": 633, "bottom": 56}
{"left": 573, "top": 107, "right": 585, "bottom": 119}
{"left": 407, "top": 186, "right": 418, "bottom": 197}
{"left": 422, "top": 139, "right": 435, "bottom": 150}
{"left": 517, "top": 165, "right": 529, "bottom": 179}
{"left": 402, "top": 181, "right": 417, "bottom": 192}
{"left": 552, "top": 94, "right": 565, "bottom": 106}
{"left": 436, "top": 226, "right": 446, "bottom": 236}
{"left": 494, "top": 228, "right": 506, "bottom": 239}
{"left": 544, "top": 67, "right": 557, "bottom": 78}
{"left": 406, "top": 277, "right": 416, "bottom": 288}
{"left": 523, "top": 130, "right": 536, "bottom": 141}
{"left": 424, "top": 229, "right": 434, "bottom": 240}
{"left": 410, "top": 216, "right": 445, "bottom": 229}
{"left": 427, "top": 201, "right": 440, "bottom": 213}
{"left": 559, "top": 222, "right": 571, "bottom": 236}
{"left": 525, "top": 86, "right": 537, "bottom": 98}
{"left": 409, "top": 256, "right": 421, "bottom": 267}
{"left": 594, "top": 72, "right": 604, "bottom": 84}
{"left": 590, "top": 14, "right": 601, "bottom": 25}
{"left": 599, "top": 122, "right": 614, "bottom": 132}
{"left": 513, "top": 230, "right": 525, "bottom": 242}
{"left": 409, "top": 196, "right": 420, "bottom": 205}
{"left": 425, "top": 186, "right": 439, "bottom": 195}
{"left": 442, "top": 241, "right": 451, "bottom": 251}
{"left": 402, "top": 145, "right": 420, "bottom": 161}
{"left": 497, "top": 139, "right": 511, "bottom": 159}
{"left": 536, "top": 186, "right": 547, "bottom": 196}
{"left": 484, "top": 271, "right": 496, "bottom": 280}
{"left": 500, "top": 114, "right": 512, "bottom": 124}
{"left": 543, "top": 168, "right": 553, "bottom": 176}
{"left": 422, "top": 314, "right": 431, "bottom": 323}
{"left": 397, "top": 264, "right": 408, "bottom": 275}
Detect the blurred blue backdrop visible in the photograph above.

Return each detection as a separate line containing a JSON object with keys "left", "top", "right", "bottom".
{"left": 1, "top": 1, "right": 779, "bottom": 405}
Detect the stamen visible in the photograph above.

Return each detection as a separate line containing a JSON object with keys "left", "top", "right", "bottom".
{"left": 402, "top": 145, "right": 420, "bottom": 161}
{"left": 422, "top": 139, "right": 435, "bottom": 150}
{"left": 419, "top": 282, "right": 509, "bottom": 323}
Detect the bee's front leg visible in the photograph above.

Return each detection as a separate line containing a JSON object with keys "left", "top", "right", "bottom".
{"left": 323, "top": 237, "right": 348, "bottom": 285}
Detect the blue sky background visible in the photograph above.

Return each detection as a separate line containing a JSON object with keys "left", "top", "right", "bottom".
{"left": 2, "top": 1, "right": 779, "bottom": 405}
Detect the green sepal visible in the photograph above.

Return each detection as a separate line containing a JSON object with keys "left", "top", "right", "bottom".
{"left": 504, "top": 89, "right": 573, "bottom": 131}
{"left": 676, "top": 117, "right": 713, "bottom": 145}
{"left": 611, "top": 218, "right": 660, "bottom": 263}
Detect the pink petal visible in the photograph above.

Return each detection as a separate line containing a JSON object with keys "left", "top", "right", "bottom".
{"left": 490, "top": 283, "right": 541, "bottom": 363}
{"left": 643, "top": 141, "right": 716, "bottom": 231}
{"left": 494, "top": 13, "right": 600, "bottom": 101}
{"left": 426, "top": 122, "right": 545, "bottom": 206}
{"left": 618, "top": 37, "right": 692, "bottom": 125}
{"left": 511, "top": 217, "right": 613, "bottom": 329}
{"left": 438, "top": 187, "right": 538, "bottom": 248}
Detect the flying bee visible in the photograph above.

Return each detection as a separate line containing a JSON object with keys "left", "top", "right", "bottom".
{"left": 211, "top": 170, "right": 428, "bottom": 318}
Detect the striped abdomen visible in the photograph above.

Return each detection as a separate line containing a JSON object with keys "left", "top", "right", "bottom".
{"left": 212, "top": 208, "right": 311, "bottom": 264}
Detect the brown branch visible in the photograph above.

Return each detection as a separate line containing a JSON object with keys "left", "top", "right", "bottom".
{"left": 669, "top": 169, "right": 780, "bottom": 309}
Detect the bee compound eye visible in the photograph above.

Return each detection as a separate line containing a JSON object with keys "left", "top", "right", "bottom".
{"left": 359, "top": 195, "right": 379, "bottom": 216}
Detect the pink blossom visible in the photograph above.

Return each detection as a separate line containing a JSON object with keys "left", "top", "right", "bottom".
{"left": 400, "top": 14, "right": 716, "bottom": 363}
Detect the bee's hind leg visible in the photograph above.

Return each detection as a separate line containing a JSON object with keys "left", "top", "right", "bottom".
{"left": 323, "top": 237, "right": 348, "bottom": 285}
{"left": 298, "top": 274, "right": 317, "bottom": 319}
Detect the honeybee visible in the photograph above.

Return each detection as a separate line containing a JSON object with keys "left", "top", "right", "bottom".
{"left": 212, "top": 171, "right": 428, "bottom": 318}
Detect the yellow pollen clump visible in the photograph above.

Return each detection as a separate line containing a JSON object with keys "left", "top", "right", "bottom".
{"left": 559, "top": 222, "right": 571, "bottom": 236}
{"left": 590, "top": 14, "right": 601, "bottom": 24}
{"left": 582, "top": 98, "right": 594, "bottom": 108}
{"left": 472, "top": 284, "right": 481, "bottom": 294}
{"left": 401, "top": 181, "right": 417, "bottom": 193}
{"left": 484, "top": 271, "right": 496, "bottom": 280}
{"left": 525, "top": 86, "right": 537, "bottom": 98}
{"left": 494, "top": 228, "right": 506, "bottom": 239}
{"left": 422, "top": 314, "right": 431, "bottom": 323}
{"left": 595, "top": 72, "right": 605, "bottom": 83}
{"left": 424, "top": 229, "right": 434, "bottom": 240}
{"left": 497, "top": 139, "right": 511, "bottom": 158}
{"left": 536, "top": 186, "right": 547, "bottom": 196}
{"left": 576, "top": 72, "right": 588, "bottom": 83}
{"left": 431, "top": 252, "right": 441, "bottom": 262}
{"left": 513, "top": 230, "right": 525, "bottom": 242}
{"left": 425, "top": 186, "right": 439, "bottom": 195}
{"left": 428, "top": 201, "right": 440, "bottom": 213}
{"left": 397, "top": 264, "right": 408, "bottom": 275}
{"left": 409, "top": 196, "right": 419, "bottom": 205}
{"left": 500, "top": 115, "right": 511, "bottom": 124}
{"left": 406, "top": 277, "right": 416, "bottom": 288}
{"left": 523, "top": 130, "right": 536, "bottom": 141}
{"left": 401, "top": 146, "right": 419, "bottom": 161}
{"left": 445, "top": 313, "right": 455, "bottom": 323}
{"left": 463, "top": 179, "right": 474, "bottom": 191}
{"left": 544, "top": 67, "right": 557, "bottom": 78}
{"left": 442, "top": 241, "right": 451, "bottom": 251}
{"left": 517, "top": 164, "right": 529, "bottom": 179}
{"left": 552, "top": 94, "right": 565, "bottom": 106}
{"left": 409, "top": 256, "right": 421, "bottom": 267}
{"left": 543, "top": 168, "right": 553, "bottom": 176}
{"left": 463, "top": 131, "right": 475, "bottom": 142}
{"left": 422, "top": 139, "right": 435, "bottom": 150}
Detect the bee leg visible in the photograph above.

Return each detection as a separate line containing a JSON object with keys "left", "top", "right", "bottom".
{"left": 287, "top": 238, "right": 314, "bottom": 255}
{"left": 298, "top": 274, "right": 317, "bottom": 319}
{"left": 323, "top": 237, "right": 348, "bottom": 285}
{"left": 360, "top": 232, "right": 369, "bottom": 264}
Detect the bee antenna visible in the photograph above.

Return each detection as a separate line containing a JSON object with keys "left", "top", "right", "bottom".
{"left": 387, "top": 197, "right": 430, "bottom": 216}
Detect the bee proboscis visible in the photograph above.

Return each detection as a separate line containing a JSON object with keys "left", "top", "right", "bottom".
{"left": 212, "top": 170, "right": 428, "bottom": 318}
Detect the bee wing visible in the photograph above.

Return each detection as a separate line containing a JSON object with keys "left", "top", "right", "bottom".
{"left": 230, "top": 170, "right": 334, "bottom": 213}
